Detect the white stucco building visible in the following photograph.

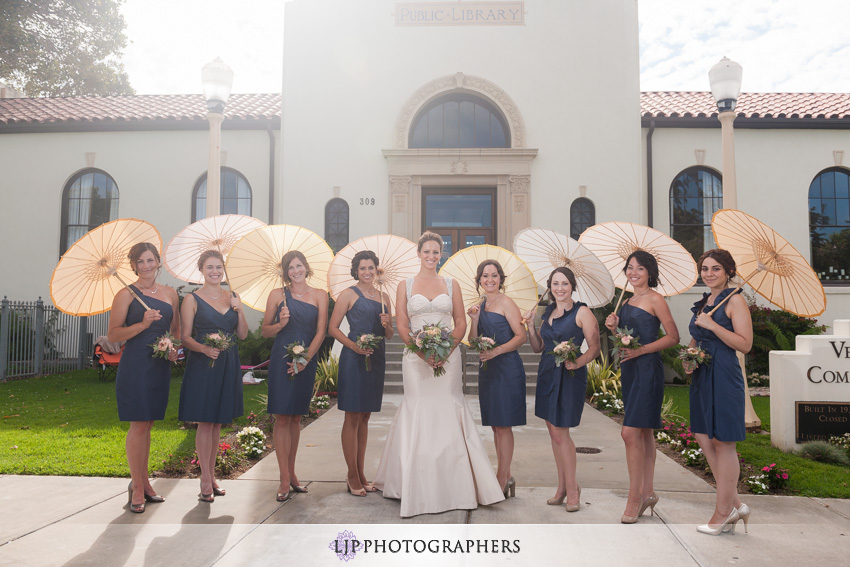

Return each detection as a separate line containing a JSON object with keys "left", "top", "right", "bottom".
{"left": 0, "top": 0, "right": 848, "bottom": 331}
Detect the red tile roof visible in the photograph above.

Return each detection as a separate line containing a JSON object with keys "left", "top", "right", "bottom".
{"left": 640, "top": 91, "right": 850, "bottom": 120}
{"left": 2, "top": 92, "right": 849, "bottom": 128}
{"left": 0, "top": 93, "right": 281, "bottom": 127}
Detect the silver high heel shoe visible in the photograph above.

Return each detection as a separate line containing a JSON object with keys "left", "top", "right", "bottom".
{"left": 697, "top": 508, "right": 739, "bottom": 536}
{"left": 502, "top": 477, "right": 516, "bottom": 498}
{"left": 724, "top": 503, "right": 750, "bottom": 533}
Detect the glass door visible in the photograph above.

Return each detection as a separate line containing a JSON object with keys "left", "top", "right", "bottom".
{"left": 423, "top": 187, "right": 495, "bottom": 268}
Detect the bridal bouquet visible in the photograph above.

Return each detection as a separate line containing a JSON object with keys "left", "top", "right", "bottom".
{"left": 609, "top": 326, "right": 642, "bottom": 364}
{"left": 285, "top": 341, "right": 310, "bottom": 378}
{"left": 467, "top": 335, "right": 498, "bottom": 370}
{"left": 405, "top": 324, "right": 454, "bottom": 377}
{"left": 149, "top": 331, "right": 179, "bottom": 361}
{"left": 678, "top": 344, "right": 711, "bottom": 374}
{"left": 550, "top": 338, "right": 580, "bottom": 375}
{"left": 203, "top": 331, "right": 233, "bottom": 367}
{"left": 355, "top": 333, "right": 384, "bottom": 371}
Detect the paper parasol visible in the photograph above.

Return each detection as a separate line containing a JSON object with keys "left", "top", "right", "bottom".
{"left": 50, "top": 218, "right": 163, "bottom": 316}
{"left": 710, "top": 209, "right": 826, "bottom": 317}
{"left": 438, "top": 244, "right": 539, "bottom": 340}
{"left": 225, "top": 224, "right": 334, "bottom": 310}
{"left": 513, "top": 227, "right": 615, "bottom": 308}
{"left": 163, "top": 214, "right": 266, "bottom": 283}
{"left": 327, "top": 235, "right": 419, "bottom": 315}
{"left": 579, "top": 221, "right": 698, "bottom": 308}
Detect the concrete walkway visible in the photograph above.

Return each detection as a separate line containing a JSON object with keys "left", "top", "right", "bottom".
{"left": 0, "top": 395, "right": 848, "bottom": 566}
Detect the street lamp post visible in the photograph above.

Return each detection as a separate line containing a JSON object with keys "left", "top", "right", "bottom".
{"left": 709, "top": 56, "right": 761, "bottom": 428}
{"left": 202, "top": 57, "right": 234, "bottom": 218}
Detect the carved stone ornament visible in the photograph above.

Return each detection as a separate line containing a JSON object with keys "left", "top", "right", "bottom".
{"left": 394, "top": 195, "right": 407, "bottom": 213}
{"left": 509, "top": 175, "right": 530, "bottom": 193}
{"left": 513, "top": 194, "right": 526, "bottom": 213}
{"left": 450, "top": 160, "right": 469, "bottom": 174}
{"left": 395, "top": 72, "right": 526, "bottom": 149}
{"left": 390, "top": 176, "right": 412, "bottom": 194}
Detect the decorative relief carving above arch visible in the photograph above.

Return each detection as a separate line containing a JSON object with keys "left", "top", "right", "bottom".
{"left": 394, "top": 72, "right": 526, "bottom": 149}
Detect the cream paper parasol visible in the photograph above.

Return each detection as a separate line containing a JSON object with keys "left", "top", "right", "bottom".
{"left": 225, "top": 224, "right": 334, "bottom": 310}
{"left": 513, "top": 227, "right": 615, "bottom": 308}
{"left": 327, "top": 235, "right": 419, "bottom": 315}
{"left": 50, "top": 218, "right": 163, "bottom": 315}
{"left": 709, "top": 209, "right": 826, "bottom": 317}
{"left": 579, "top": 221, "right": 698, "bottom": 310}
{"left": 163, "top": 214, "right": 266, "bottom": 283}
{"left": 438, "top": 244, "right": 539, "bottom": 341}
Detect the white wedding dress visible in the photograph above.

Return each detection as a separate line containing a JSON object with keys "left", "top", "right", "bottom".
{"left": 373, "top": 276, "right": 505, "bottom": 517}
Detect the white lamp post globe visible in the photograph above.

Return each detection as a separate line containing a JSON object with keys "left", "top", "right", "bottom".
{"left": 202, "top": 57, "right": 234, "bottom": 113}
{"left": 709, "top": 56, "right": 743, "bottom": 112}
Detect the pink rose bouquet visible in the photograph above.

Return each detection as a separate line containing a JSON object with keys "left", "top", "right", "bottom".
{"left": 467, "top": 335, "right": 498, "bottom": 370}
{"left": 355, "top": 333, "right": 384, "bottom": 371}
{"left": 149, "top": 331, "right": 179, "bottom": 361}
{"left": 202, "top": 331, "right": 233, "bottom": 367}
{"left": 609, "top": 326, "right": 642, "bottom": 364}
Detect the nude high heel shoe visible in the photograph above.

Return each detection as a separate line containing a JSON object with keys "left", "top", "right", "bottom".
{"left": 502, "top": 477, "right": 515, "bottom": 498}
{"left": 697, "top": 508, "right": 739, "bottom": 536}
{"left": 565, "top": 487, "right": 581, "bottom": 513}
{"left": 638, "top": 492, "right": 659, "bottom": 517}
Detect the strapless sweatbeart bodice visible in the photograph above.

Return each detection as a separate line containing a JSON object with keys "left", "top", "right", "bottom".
{"left": 407, "top": 293, "right": 453, "bottom": 327}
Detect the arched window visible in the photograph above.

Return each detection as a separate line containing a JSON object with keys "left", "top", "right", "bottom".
{"left": 60, "top": 168, "right": 119, "bottom": 254}
{"left": 192, "top": 167, "right": 252, "bottom": 221}
{"left": 325, "top": 198, "right": 349, "bottom": 253}
{"left": 570, "top": 198, "right": 595, "bottom": 239}
{"left": 809, "top": 167, "right": 850, "bottom": 283}
{"left": 670, "top": 166, "right": 723, "bottom": 262}
{"left": 409, "top": 93, "right": 510, "bottom": 148}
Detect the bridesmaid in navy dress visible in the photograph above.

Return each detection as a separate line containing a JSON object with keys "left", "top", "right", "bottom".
{"left": 466, "top": 259, "right": 527, "bottom": 497}
{"left": 108, "top": 242, "right": 180, "bottom": 513}
{"left": 328, "top": 250, "right": 393, "bottom": 496}
{"left": 178, "top": 250, "right": 248, "bottom": 502}
{"left": 262, "top": 250, "right": 329, "bottom": 502}
{"left": 524, "top": 267, "right": 600, "bottom": 512}
{"left": 605, "top": 250, "right": 679, "bottom": 524}
{"left": 686, "top": 249, "right": 753, "bottom": 535}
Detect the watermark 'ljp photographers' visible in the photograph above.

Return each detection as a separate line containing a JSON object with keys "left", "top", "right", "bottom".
{"left": 330, "top": 531, "right": 521, "bottom": 560}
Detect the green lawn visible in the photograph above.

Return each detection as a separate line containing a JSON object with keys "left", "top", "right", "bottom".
{"left": 664, "top": 385, "right": 850, "bottom": 498}
{"left": 0, "top": 369, "right": 269, "bottom": 476}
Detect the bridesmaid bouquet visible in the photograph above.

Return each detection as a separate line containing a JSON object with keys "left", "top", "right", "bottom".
{"left": 550, "top": 339, "right": 580, "bottom": 375}
{"left": 149, "top": 331, "right": 179, "bottom": 361}
{"left": 678, "top": 344, "right": 711, "bottom": 374}
{"left": 609, "top": 326, "right": 642, "bottom": 364}
{"left": 203, "top": 331, "right": 233, "bottom": 367}
{"left": 285, "top": 341, "right": 310, "bottom": 378}
{"left": 405, "top": 324, "right": 454, "bottom": 377}
{"left": 468, "top": 336, "right": 498, "bottom": 370}
{"left": 355, "top": 333, "right": 384, "bottom": 371}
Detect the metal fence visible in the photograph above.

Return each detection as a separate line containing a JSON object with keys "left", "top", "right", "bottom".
{"left": 0, "top": 297, "right": 110, "bottom": 381}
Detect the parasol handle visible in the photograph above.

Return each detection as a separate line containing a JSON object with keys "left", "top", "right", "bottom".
{"left": 379, "top": 282, "right": 386, "bottom": 314}
{"left": 111, "top": 272, "right": 152, "bottom": 311}
{"left": 707, "top": 267, "right": 762, "bottom": 315}
{"left": 613, "top": 283, "right": 629, "bottom": 314}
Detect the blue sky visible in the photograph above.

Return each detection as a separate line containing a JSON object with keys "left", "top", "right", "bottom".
{"left": 121, "top": 0, "right": 850, "bottom": 94}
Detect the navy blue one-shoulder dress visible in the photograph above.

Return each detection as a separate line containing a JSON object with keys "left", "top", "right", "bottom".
{"left": 477, "top": 299, "right": 526, "bottom": 427}
{"left": 534, "top": 302, "right": 587, "bottom": 428}
{"left": 178, "top": 293, "right": 243, "bottom": 424}
{"left": 338, "top": 286, "right": 387, "bottom": 413}
{"left": 267, "top": 289, "right": 319, "bottom": 416}
{"left": 688, "top": 288, "right": 746, "bottom": 442}
{"left": 618, "top": 301, "right": 664, "bottom": 429}
{"left": 115, "top": 286, "right": 173, "bottom": 421}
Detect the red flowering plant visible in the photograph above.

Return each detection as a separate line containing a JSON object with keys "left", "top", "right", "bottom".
{"left": 762, "top": 463, "right": 790, "bottom": 490}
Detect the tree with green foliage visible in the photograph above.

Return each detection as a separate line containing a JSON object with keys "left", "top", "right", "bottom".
{"left": 0, "top": 0, "right": 134, "bottom": 97}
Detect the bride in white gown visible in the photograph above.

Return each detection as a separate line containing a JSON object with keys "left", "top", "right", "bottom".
{"left": 373, "top": 232, "right": 505, "bottom": 517}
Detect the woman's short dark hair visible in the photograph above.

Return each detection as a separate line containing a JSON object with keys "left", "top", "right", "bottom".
{"left": 128, "top": 242, "right": 160, "bottom": 275}
{"left": 280, "top": 250, "right": 313, "bottom": 285}
{"left": 623, "top": 250, "right": 659, "bottom": 288}
{"left": 697, "top": 248, "right": 737, "bottom": 280}
{"left": 474, "top": 260, "right": 506, "bottom": 292}
{"left": 546, "top": 267, "right": 578, "bottom": 303}
{"left": 197, "top": 249, "right": 224, "bottom": 271}
{"left": 351, "top": 250, "right": 379, "bottom": 280}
